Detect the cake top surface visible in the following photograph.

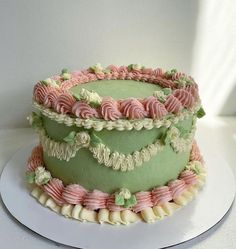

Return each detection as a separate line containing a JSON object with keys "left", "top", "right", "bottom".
{"left": 70, "top": 79, "right": 162, "bottom": 99}
{"left": 32, "top": 63, "right": 205, "bottom": 129}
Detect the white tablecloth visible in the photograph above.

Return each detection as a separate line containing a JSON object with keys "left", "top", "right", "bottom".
{"left": 0, "top": 117, "right": 235, "bottom": 249}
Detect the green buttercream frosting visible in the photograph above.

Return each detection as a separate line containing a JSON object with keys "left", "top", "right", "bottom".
{"left": 70, "top": 80, "right": 162, "bottom": 100}
{"left": 42, "top": 115, "right": 194, "bottom": 193}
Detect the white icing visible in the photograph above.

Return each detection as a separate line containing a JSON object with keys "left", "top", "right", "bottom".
{"left": 35, "top": 118, "right": 196, "bottom": 170}
{"left": 33, "top": 101, "right": 201, "bottom": 131}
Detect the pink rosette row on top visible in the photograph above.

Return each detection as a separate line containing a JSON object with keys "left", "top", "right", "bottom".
{"left": 33, "top": 65, "right": 199, "bottom": 120}
{"left": 34, "top": 86, "right": 197, "bottom": 120}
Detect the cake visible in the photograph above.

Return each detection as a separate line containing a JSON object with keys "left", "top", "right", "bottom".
{"left": 26, "top": 63, "right": 206, "bottom": 225}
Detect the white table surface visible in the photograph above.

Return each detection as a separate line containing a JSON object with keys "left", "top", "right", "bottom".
{"left": 0, "top": 117, "right": 236, "bottom": 249}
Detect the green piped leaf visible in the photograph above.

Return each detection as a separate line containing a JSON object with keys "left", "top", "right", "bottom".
{"left": 61, "top": 73, "right": 71, "bottom": 80}
{"left": 176, "top": 126, "right": 189, "bottom": 138}
{"left": 30, "top": 112, "right": 43, "bottom": 129}
{"left": 63, "top": 131, "right": 76, "bottom": 145}
{"left": 115, "top": 193, "right": 125, "bottom": 206}
{"left": 61, "top": 68, "right": 69, "bottom": 74}
{"left": 165, "top": 69, "right": 177, "bottom": 77}
{"left": 197, "top": 107, "right": 206, "bottom": 118}
{"left": 41, "top": 78, "right": 59, "bottom": 88}
{"left": 162, "top": 88, "right": 172, "bottom": 95}
{"left": 103, "top": 68, "right": 111, "bottom": 74}
{"left": 123, "top": 195, "right": 137, "bottom": 208}
{"left": 39, "top": 176, "right": 51, "bottom": 185}
{"left": 89, "top": 101, "right": 101, "bottom": 108}
{"left": 72, "top": 92, "right": 81, "bottom": 101}
{"left": 127, "top": 64, "right": 133, "bottom": 71}
{"left": 160, "top": 132, "right": 171, "bottom": 145}
{"left": 26, "top": 171, "right": 35, "bottom": 184}
{"left": 192, "top": 165, "right": 201, "bottom": 175}
{"left": 90, "top": 132, "right": 103, "bottom": 147}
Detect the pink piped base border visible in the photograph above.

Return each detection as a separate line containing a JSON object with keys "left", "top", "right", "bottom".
{"left": 26, "top": 141, "right": 204, "bottom": 213}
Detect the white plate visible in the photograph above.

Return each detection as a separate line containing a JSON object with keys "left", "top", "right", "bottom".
{"left": 0, "top": 144, "right": 235, "bottom": 249}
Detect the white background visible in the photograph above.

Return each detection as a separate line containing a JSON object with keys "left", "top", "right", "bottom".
{"left": 1, "top": 0, "right": 235, "bottom": 128}
{"left": 0, "top": 1, "right": 236, "bottom": 248}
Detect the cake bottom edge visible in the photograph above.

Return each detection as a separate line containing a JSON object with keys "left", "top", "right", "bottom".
{"left": 25, "top": 143, "right": 206, "bottom": 225}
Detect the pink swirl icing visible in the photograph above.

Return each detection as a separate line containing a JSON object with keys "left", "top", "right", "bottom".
{"left": 106, "top": 195, "right": 126, "bottom": 212}
{"left": 54, "top": 93, "right": 76, "bottom": 114}
{"left": 185, "top": 84, "right": 199, "bottom": 99}
{"left": 144, "top": 96, "right": 168, "bottom": 119}
{"left": 164, "top": 95, "right": 183, "bottom": 113}
{"left": 190, "top": 140, "right": 204, "bottom": 163}
{"left": 72, "top": 101, "right": 99, "bottom": 119}
{"left": 61, "top": 184, "right": 87, "bottom": 205}
{"left": 43, "top": 90, "right": 63, "bottom": 108}
{"left": 71, "top": 70, "right": 83, "bottom": 78}
{"left": 173, "top": 89, "right": 194, "bottom": 108}
{"left": 60, "top": 78, "right": 81, "bottom": 91}
{"left": 82, "top": 71, "right": 98, "bottom": 82}
{"left": 31, "top": 145, "right": 43, "bottom": 156}
{"left": 33, "top": 65, "right": 200, "bottom": 119}
{"left": 106, "top": 65, "right": 118, "bottom": 72}
{"left": 132, "top": 191, "right": 153, "bottom": 213}
{"left": 120, "top": 98, "right": 147, "bottom": 119}
{"left": 142, "top": 68, "right": 153, "bottom": 75}
{"left": 152, "top": 68, "right": 164, "bottom": 77}
{"left": 118, "top": 66, "right": 128, "bottom": 80}
{"left": 107, "top": 65, "right": 119, "bottom": 79}
{"left": 34, "top": 83, "right": 53, "bottom": 104}
{"left": 180, "top": 170, "right": 198, "bottom": 186}
{"left": 43, "top": 179, "right": 65, "bottom": 206}
{"left": 83, "top": 190, "right": 109, "bottom": 210}
{"left": 151, "top": 186, "right": 172, "bottom": 206}
{"left": 168, "top": 179, "right": 186, "bottom": 199}
{"left": 27, "top": 155, "right": 43, "bottom": 172}
{"left": 140, "top": 68, "right": 152, "bottom": 82}
{"left": 100, "top": 97, "right": 122, "bottom": 121}
{"left": 171, "top": 72, "right": 186, "bottom": 81}
{"left": 131, "top": 70, "right": 142, "bottom": 81}
{"left": 154, "top": 77, "right": 176, "bottom": 89}
{"left": 27, "top": 146, "right": 43, "bottom": 171}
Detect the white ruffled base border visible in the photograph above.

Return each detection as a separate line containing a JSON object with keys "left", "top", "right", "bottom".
{"left": 29, "top": 166, "right": 206, "bottom": 225}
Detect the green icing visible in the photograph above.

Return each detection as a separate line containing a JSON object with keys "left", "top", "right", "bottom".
{"left": 43, "top": 145, "right": 190, "bottom": 193}
{"left": 70, "top": 80, "right": 162, "bottom": 100}
{"left": 42, "top": 115, "right": 193, "bottom": 193}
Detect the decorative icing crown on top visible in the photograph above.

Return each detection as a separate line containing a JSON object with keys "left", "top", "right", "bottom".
{"left": 33, "top": 64, "right": 205, "bottom": 121}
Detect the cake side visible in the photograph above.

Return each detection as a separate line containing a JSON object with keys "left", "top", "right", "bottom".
{"left": 40, "top": 115, "right": 194, "bottom": 193}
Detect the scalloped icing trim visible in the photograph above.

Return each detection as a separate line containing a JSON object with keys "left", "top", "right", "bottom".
{"left": 35, "top": 118, "right": 196, "bottom": 171}
{"left": 30, "top": 171, "right": 206, "bottom": 225}
{"left": 33, "top": 101, "right": 200, "bottom": 131}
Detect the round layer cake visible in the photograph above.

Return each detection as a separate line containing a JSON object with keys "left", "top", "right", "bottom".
{"left": 26, "top": 64, "right": 206, "bottom": 224}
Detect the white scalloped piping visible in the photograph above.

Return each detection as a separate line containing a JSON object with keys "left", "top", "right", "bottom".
{"left": 37, "top": 121, "right": 196, "bottom": 171}
{"left": 33, "top": 101, "right": 201, "bottom": 131}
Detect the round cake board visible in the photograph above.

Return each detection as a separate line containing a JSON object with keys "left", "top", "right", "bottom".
{"left": 0, "top": 144, "right": 235, "bottom": 249}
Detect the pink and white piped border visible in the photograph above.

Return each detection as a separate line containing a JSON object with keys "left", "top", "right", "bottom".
{"left": 33, "top": 65, "right": 200, "bottom": 121}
